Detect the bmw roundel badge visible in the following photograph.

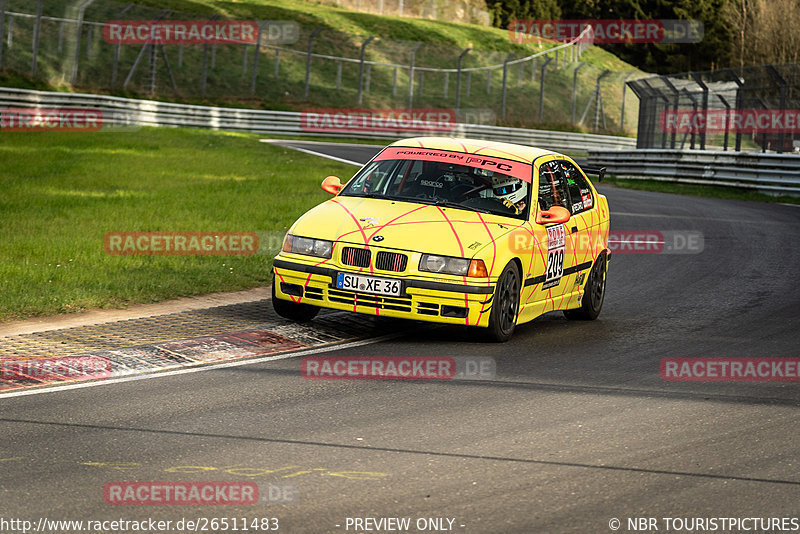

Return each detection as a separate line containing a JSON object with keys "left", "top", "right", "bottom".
{"left": 373, "top": 235, "right": 385, "bottom": 242}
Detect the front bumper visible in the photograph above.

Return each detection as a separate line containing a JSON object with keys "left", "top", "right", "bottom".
{"left": 272, "top": 256, "right": 496, "bottom": 327}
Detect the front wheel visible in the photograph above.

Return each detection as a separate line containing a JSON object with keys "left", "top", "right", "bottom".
{"left": 486, "top": 263, "right": 521, "bottom": 342}
{"left": 564, "top": 253, "right": 607, "bottom": 321}
{"left": 272, "top": 278, "right": 319, "bottom": 322}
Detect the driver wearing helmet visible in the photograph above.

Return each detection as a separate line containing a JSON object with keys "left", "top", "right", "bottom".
{"left": 491, "top": 176, "right": 528, "bottom": 214}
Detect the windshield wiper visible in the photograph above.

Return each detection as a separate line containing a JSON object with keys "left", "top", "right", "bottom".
{"left": 426, "top": 199, "right": 494, "bottom": 215}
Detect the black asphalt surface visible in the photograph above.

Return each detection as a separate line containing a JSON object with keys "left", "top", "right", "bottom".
{"left": 1, "top": 141, "right": 799, "bottom": 533}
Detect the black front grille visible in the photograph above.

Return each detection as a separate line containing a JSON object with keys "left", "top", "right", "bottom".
{"left": 328, "top": 288, "right": 412, "bottom": 312}
{"left": 375, "top": 251, "right": 408, "bottom": 272}
{"left": 341, "top": 247, "right": 371, "bottom": 268}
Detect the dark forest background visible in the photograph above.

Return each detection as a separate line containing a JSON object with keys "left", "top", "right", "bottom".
{"left": 486, "top": 0, "right": 800, "bottom": 74}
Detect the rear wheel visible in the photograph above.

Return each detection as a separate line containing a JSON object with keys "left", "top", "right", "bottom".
{"left": 487, "top": 263, "right": 521, "bottom": 342}
{"left": 272, "top": 278, "right": 319, "bottom": 322}
{"left": 564, "top": 253, "right": 607, "bottom": 320}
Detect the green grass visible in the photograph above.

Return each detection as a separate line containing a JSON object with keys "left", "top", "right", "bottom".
{"left": 0, "top": 127, "right": 356, "bottom": 321}
{"left": 0, "top": 0, "right": 644, "bottom": 133}
{"left": 602, "top": 176, "right": 800, "bottom": 205}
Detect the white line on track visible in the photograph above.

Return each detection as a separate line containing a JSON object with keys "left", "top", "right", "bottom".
{"left": 0, "top": 333, "right": 404, "bottom": 399}
{"left": 259, "top": 140, "right": 364, "bottom": 166}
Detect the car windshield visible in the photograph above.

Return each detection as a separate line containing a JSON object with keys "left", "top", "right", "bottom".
{"left": 339, "top": 156, "right": 531, "bottom": 220}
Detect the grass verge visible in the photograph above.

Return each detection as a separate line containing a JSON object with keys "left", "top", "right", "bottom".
{"left": 0, "top": 127, "right": 356, "bottom": 322}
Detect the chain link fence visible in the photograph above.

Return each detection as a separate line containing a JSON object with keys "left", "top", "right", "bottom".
{"left": 0, "top": 0, "right": 642, "bottom": 133}
{"left": 628, "top": 64, "right": 800, "bottom": 153}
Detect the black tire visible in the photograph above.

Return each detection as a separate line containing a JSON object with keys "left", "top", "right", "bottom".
{"left": 564, "top": 253, "right": 607, "bottom": 321}
{"left": 486, "top": 262, "right": 521, "bottom": 342}
{"left": 271, "top": 279, "right": 319, "bottom": 322}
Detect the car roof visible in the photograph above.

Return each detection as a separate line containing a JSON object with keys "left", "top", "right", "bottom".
{"left": 388, "top": 137, "right": 562, "bottom": 165}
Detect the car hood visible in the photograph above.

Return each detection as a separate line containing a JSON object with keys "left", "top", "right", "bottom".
{"left": 289, "top": 196, "right": 522, "bottom": 258}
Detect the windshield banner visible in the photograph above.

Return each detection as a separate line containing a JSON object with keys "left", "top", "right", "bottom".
{"left": 374, "top": 147, "right": 532, "bottom": 183}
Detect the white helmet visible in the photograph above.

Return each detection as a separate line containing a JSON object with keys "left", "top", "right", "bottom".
{"left": 492, "top": 176, "right": 527, "bottom": 204}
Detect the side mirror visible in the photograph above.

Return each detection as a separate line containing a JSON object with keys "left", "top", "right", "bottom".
{"left": 321, "top": 175, "right": 343, "bottom": 195}
{"left": 535, "top": 205, "right": 571, "bottom": 225}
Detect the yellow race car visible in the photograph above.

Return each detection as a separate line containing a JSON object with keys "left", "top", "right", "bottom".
{"left": 272, "top": 137, "right": 610, "bottom": 341}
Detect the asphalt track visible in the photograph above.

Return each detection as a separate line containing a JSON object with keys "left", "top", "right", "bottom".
{"left": 2, "top": 141, "right": 800, "bottom": 533}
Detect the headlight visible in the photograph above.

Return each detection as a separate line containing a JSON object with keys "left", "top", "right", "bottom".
{"left": 419, "top": 254, "right": 487, "bottom": 277}
{"left": 282, "top": 234, "right": 333, "bottom": 259}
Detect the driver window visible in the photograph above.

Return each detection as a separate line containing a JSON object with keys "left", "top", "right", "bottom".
{"left": 537, "top": 161, "right": 569, "bottom": 211}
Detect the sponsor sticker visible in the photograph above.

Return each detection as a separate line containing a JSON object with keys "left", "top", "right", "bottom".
{"left": 375, "top": 147, "right": 532, "bottom": 183}
{"left": 543, "top": 224, "right": 565, "bottom": 289}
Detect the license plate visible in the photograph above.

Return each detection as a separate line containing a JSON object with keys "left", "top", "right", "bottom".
{"left": 336, "top": 272, "right": 402, "bottom": 296}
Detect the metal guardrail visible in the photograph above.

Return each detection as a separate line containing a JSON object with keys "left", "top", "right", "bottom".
{"left": 587, "top": 149, "right": 800, "bottom": 194}
{"left": 0, "top": 87, "right": 637, "bottom": 154}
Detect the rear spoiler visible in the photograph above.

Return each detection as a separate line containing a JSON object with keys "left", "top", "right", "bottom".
{"left": 580, "top": 165, "right": 606, "bottom": 182}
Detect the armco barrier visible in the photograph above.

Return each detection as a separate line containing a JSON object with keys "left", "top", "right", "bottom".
{"left": 0, "top": 87, "right": 636, "bottom": 154}
{"left": 587, "top": 149, "right": 800, "bottom": 195}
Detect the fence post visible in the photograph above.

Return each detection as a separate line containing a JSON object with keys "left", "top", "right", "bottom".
{"left": 148, "top": 33, "right": 157, "bottom": 93}
{"left": 70, "top": 0, "right": 96, "bottom": 84}
{"left": 485, "top": 69, "right": 491, "bottom": 94}
{"left": 717, "top": 94, "right": 731, "bottom": 151}
{"left": 725, "top": 69, "right": 744, "bottom": 152}
{"left": 357, "top": 35, "right": 375, "bottom": 105}
{"left": 571, "top": 62, "right": 586, "bottom": 124}
{"left": 337, "top": 61, "right": 343, "bottom": 90}
{"left": 111, "top": 4, "right": 135, "bottom": 87}
{"left": 537, "top": 56, "right": 552, "bottom": 122}
{"left": 31, "top": 0, "right": 43, "bottom": 75}
{"left": 250, "top": 21, "right": 270, "bottom": 96}
{"left": 766, "top": 65, "right": 787, "bottom": 154}
{"left": 407, "top": 42, "right": 422, "bottom": 108}
{"left": 501, "top": 53, "right": 514, "bottom": 120}
{"left": 443, "top": 71, "right": 448, "bottom": 98}
{"left": 619, "top": 71, "right": 635, "bottom": 132}
{"left": 0, "top": 0, "right": 5, "bottom": 68}
{"left": 455, "top": 47, "right": 470, "bottom": 110}
{"left": 201, "top": 15, "right": 220, "bottom": 98}
{"left": 304, "top": 27, "right": 323, "bottom": 99}
{"left": 466, "top": 71, "right": 471, "bottom": 97}
{"left": 392, "top": 67, "right": 397, "bottom": 96}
